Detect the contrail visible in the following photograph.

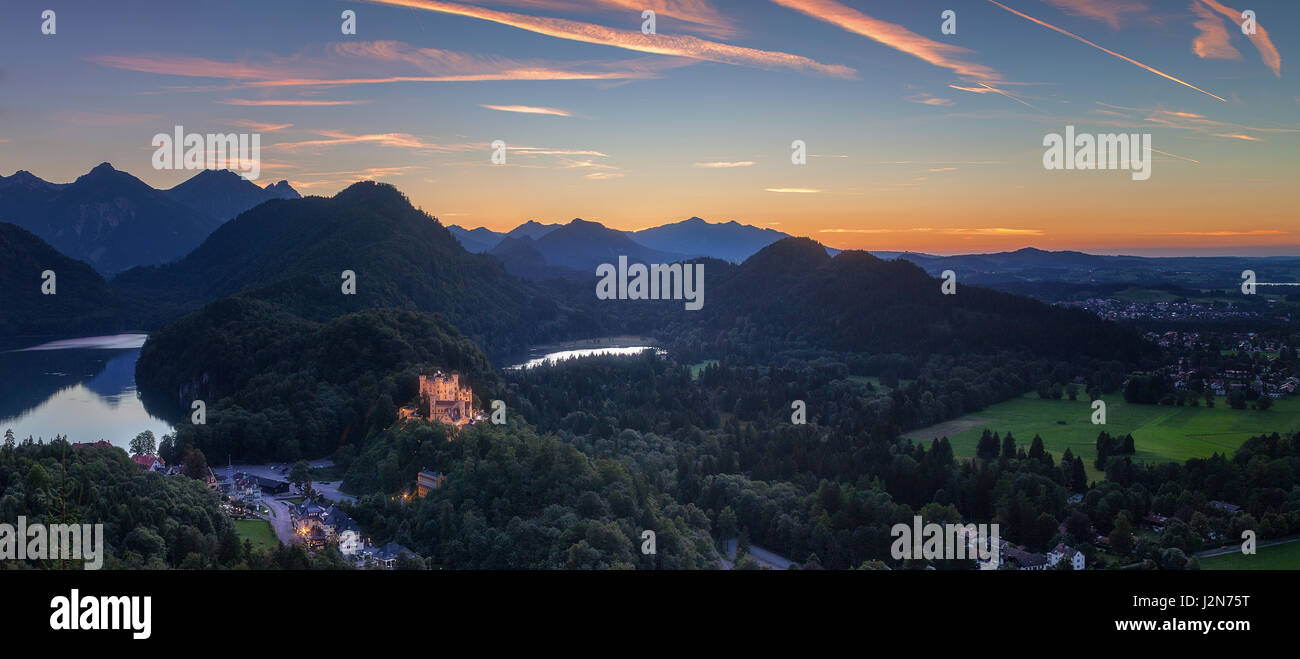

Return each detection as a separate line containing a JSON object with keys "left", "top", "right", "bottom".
{"left": 977, "top": 82, "right": 1035, "bottom": 108}
{"left": 985, "top": 0, "right": 1226, "bottom": 102}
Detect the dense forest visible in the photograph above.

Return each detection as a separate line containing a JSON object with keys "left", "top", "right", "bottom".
{"left": 0, "top": 436, "right": 368, "bottom": 570}
{"left": 0, "top": 437, "right": 233, "bottom": 569}
{"left": 138, "top": 301, "right": 499, "bottom": 462}
{"left": 340, "top": 421, "right": 716, "bottom": 569}
{"left": 113, "top": 182, "right": 591, "bottom": 358}
{"left": 0, "top": 223, "right": 133, "bottom": 337}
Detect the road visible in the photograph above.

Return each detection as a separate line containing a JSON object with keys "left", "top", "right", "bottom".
{"left": 259, "top": 496, "right": 299, "bottom": 546}
{"left": 226, "top": 459, "right": 355, "bottom": 503}
{"left": 719, "top": 537, "right": 796, "bottom": 570}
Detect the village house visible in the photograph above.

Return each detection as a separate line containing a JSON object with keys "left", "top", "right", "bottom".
{"left": 131, "top": 454, "right": 166, "bottom": 472}
{"left": 362, "top": 541, "right": 418, "bottom": 569}
{"left": 416, "top": 470, "right": 445, "bottom": 497}
{"left": 1048, "top": 543, "right": 1086, "bottom": 570}
{"left": 996, "top": 540, "right": 1048, "bottom": 570}
{"left": 291, "top": 500, "right": 366, "bottom": 556}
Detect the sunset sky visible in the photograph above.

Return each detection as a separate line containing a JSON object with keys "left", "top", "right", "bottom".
{"left": 1, "top": 0, "right": 1297, "bottom": 255}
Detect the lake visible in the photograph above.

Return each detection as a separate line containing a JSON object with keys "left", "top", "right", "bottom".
{"left": 505, "top": 336, "right": 666, "bottom": 370}
{"left": 0, "top": 334, "right": 174, "bottom": 449}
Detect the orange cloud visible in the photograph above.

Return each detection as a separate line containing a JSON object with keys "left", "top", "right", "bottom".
{"left": 1040, "top": 0, "right": 1148, "bottom": 29}
{"left": 985, "top": 0, "right": 1225, "bottom": 102}
{"left": 491, "top": 0, "right": 737, "bottom": 38}
{"left": 1190, "top": 1, "right": 1242, "bottom": 61}
{"left": 273, "top": 130, "right": 476, "bottom": 151}
{"left": 1096, "top": 102, "right": 1300, "bottom": 142}
{"left": 1196, "top": 0, "right": 1281, "bottom": 76}
{"left": 93, "top": 42, "right": 679, "bottom": 91}
{"left": 89, "top": 54, "right": 288, "bottom": 79}
{"left": 481, "top": 104, "right": 572, "bottom": 116}
{"left": 820, "top": 227, "right": 1044, "bottom": 236}
{"left": 221, "top": 99, "right": 366, "bottom": 106}
{"left": 907, "top": 93, "right": 953, "bottom": 106}
{"left": 1145, "top": 230, "right": 1284, "bottom": 236}
{"left": 593, "top": 0, "right": 736, "bottom": 39}
{"left": 230, "top": 120, "right": 294, "bottom": 132}
{"left": 694, "top": 161, "right": 754, "bottom": 168}
{"left": 364, "top": 0, "right": 854, "bottom": 77}
{"left": 770, "top": 0, "right": 1000, "bottom": 81}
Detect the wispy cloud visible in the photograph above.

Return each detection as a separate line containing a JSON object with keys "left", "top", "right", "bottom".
{"left": 1097, "top": 101, "right": 1300, "bottom": 142}
{"left": 593, "top": 0, "right": 737, "bottom": 39}
{"left": 765, "top": 187, "right": 823, "bottom": 193}
{"left": 49, "top": 111, "right": 162, "bottom": 126}
{"left": 820, "top": 227, "right": 1044, "bottom": 236}
{"left": 1190, "top": 1, "right": 1242, "bottom": 61}
{"left": 511, "top": 146, "right": 610, "bottom": 157}
{"left": 274, "top": 130, "right": 475, "bottom": 152}
{"left": 906, "top": 93, "right": 953, "bottom": 106}
{"left": 481, "top": 104, "right": 571, "bottom": 116}
{"left": 1040, "top": 0, "right": 1148, "bottom": 29}
{"left": 221, "top": 99, "right": 366, "bottom": 106}
{"left": 1195, "top": 0, "right": 1281, "bottom": 76}
{"left": 365, "top": 0, "right": 855, "bottom": 77}
{"left": 88, "top": 55, "right": 288, "bottom": 79}
{"left": 230, "top": 120, "right": 294, "bottom": 132}
{"left": 1144, "top": 230, "right": 1285, "bottom": 236}
{"left": 490, "top": 0, "right": 738, "bottom": 38}
{"left": 92, "top": 42, "right": 679, "bottom": 92}
{"left": 985, "top": 0, "right": 1225, "bottom": 102}
{"left": 770, "top": 0, "right": 1000, "bottom": 81}
{"left": 694, "top": 161, "right": 754, "bottom": 168}
{"left": 951, "top": 82, "right": 1035, "bottom": 108}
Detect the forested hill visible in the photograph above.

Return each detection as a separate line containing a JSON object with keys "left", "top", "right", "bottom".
{"left": 0, "top": 222, "right": 130, "bottom": 337}
{"left": 114, "top": 181, "right": 586, "bottom": 359}
{"left": 136, "top": 300, "right": 499, "bottom": 461}
{"left": 692, "top": 237, "right": 1153, "bottom": 363}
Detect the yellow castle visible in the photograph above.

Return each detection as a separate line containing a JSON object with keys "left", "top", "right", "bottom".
{"left": 399, "top": 371, "right": 476, "bottom": 427}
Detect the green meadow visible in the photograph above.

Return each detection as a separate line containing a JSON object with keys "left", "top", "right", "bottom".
{"left": 903, "top": 394, "right": 1300, "bottom": 483}
{"left": 234, "top": 519, "right": 280, "bottom": 551}
{"left": 1200, "top": 541, "right": 1300, "bottom": 570}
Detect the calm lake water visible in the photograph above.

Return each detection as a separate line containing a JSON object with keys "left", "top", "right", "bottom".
{"left": 0, "top": 334, "right": 173, "bottom": 449}
{"left": 506, "top": 336, "right": 666, "bottom": 370}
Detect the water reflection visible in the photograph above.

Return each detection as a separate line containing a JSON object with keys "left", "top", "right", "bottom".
{"left": 0, "top": 334, "right": 173, "bottom": 449}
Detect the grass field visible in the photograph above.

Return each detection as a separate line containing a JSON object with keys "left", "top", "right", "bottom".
{"left": 903, "top": 394, "right": 1300, "bottom": 482}
{"left": 234, "top": 519, "right": 280, "bottom": 551}
{"left": 1200, "top": 541, "right": 1300, "bottom": 570}
{"left": 688, "top": 360, "right": 719, "bottom": 380}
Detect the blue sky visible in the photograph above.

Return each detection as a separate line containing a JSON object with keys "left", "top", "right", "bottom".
{"left": 1, "top": 0, "right": 1297, "bottom": 254}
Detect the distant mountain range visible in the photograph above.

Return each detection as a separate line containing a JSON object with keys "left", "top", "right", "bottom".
{"left": 163, "top": 168, "right": 300, "bottom": 230}
{"left": 692, "top": 238, "right": 1152, "bottom": 361}
{"left": 450, "top": 216, "right": 838, "bottom": 280}
{"left": 872, "top": 247, "right": 1300, "bottom": 294}
{"left": 0, "top": 164, "right": 298, "bottom": 275}
{"left": 114, "top": 181, "right": 587, "bottom": 358}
